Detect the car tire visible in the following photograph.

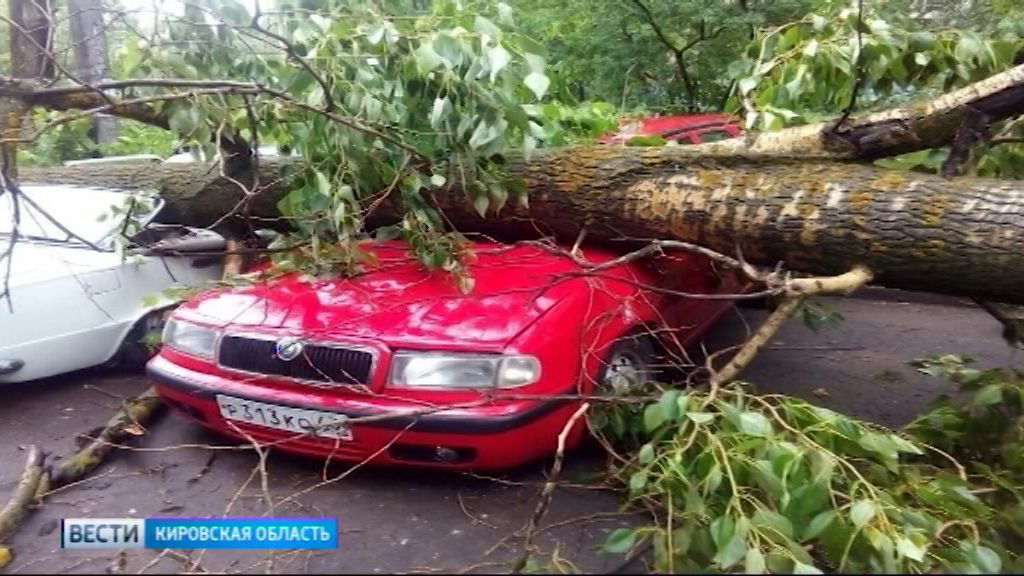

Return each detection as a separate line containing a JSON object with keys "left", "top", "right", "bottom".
{"left": 595, "top": 332, "right": 659, "bottom": 395}
{"left": 578, "top": 333, "right": 660, "bottom": 455}
{"left": 116, "top": 307, "right": 174, "bottom": 370}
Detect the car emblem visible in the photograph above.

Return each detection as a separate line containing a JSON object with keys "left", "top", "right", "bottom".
{"left": 275, "top": 337, "right": 305, "bottom": 362}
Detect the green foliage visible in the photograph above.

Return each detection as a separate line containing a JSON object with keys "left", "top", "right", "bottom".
{"left": 728, "top": 2, "right": 1024, "bottom": 129}
{"left": 725, "top": 1, "right": 1024, "bottom": 178}
{"left": 17, "top": 113, "right": 177, "bottom": 167}
{"left": 596, "top": 356, "right": 1024, "bottom": 573}
{"left": 113, "top": 0, "right": 567, "bottom": 284}
{"left": 514, "top": 0, "right": 812, "bottom": 112}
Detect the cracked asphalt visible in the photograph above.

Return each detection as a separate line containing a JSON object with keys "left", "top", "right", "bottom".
{"left": 0, "top": 289, "right": 1017, "bottom": 574}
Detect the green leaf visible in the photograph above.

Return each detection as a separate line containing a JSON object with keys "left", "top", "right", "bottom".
{"left": 658, "top": 390, "right": 681, "bottom": 422}
{"left": 430, "top": 97, "right": 449, "bottom": 129}
{"left": 644, "top": 403, "right": 666, "bottom": 432}
{"left": 414, "top": 43, "right": 445, "bottom": 73}
{"left": 964, "top": 543, "right": 1002, "bottom": 574}
{"left": 896, "top": 537, "right": 925, "bottom": 562}
{"left": 858, "top": 432, "right": 900, "bottom": 463}
{"left": 793, "top": 561, "right": 823, "bottom": 574}
{"left": 973, "top": 383, "right": 1004, "bottom": 406}
{"left": 473, "top": 15, "right": 502, "bottom": 39}
{"left": 524, "top": 53, "right": 545, "bottom": 74}
{"left": 955, "top": 34, "right": 982, "bottom": 63}
{"left": 429, "top": 174, "right": 446, "bottom": 188}
{"left": 629, "top": 470, "right": 648, "bottom": 492}
{"left": 638, "top": 443, "right": 655, "bottom": 465}
{"left": 752, "top": 509, "right": 794, "bottom": 540}
{"left": 473, "top": 194, "right": 489, "bottom": 218}
{"left": 802, "top": 39, "right": 818, "bottom": 58}
{"left": 168, "top": 105, "right": 201, "bottom": 137}
{"left": 363, "top": 23, "right": 386, "bottom": 45}
{"left": 850, "top": 500, "right": 876, "bottom": 528}
{"left": 713, "top": 531, "right": 747, "bottom": 569}
{"left": 687, "top": 412, "right": 715, "bottom": 424}
{"left": 802, "top": 510, "right": 837, "bottom": 541}
{"left": 523, "top": 134, "right": 537, "bottom": 157}
{"left": 469, "top": 121, "right": 498, "bottom": 150}
{"left": 710, "top": 515, "right": 735, "bottom": 549}
{"left": 603, "top": 528, "right": 637, "bottom": 554}
{"left": 745, "top": 548, "right": 766, "bottom": 574}
{"left": 703, "top": 464, "right": 723, "bottom": 494}
{"left": 496, "top": 2, "right": 514, "bottom": 26}
{"left": 487, "top": 45, "right": 511, "bottom": 82}
{"left": 739, "top": 412, "right": 773, "bottom": 436}
{"left": 523, "top": 72, "right": 550, "bottom": 100}
{"left": 313, "top": 170, "right": 332, "bottom": 197}
{"left": 738, "top": 77, "right": 759, "bottom": 95}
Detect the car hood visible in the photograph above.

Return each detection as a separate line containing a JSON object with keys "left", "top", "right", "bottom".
{"left": 4, "top": 241, "right": 115, "bottom": 288}
{"left": 178, "top": 241, "right": 593, "bottom": 348}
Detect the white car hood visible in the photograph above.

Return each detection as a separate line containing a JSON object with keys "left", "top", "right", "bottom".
{"left": 4, "top": 241, "right": 119, "bottom": 289}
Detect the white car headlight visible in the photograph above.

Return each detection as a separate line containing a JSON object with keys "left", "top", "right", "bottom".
{"left": 390, "top": 352, "right": 541, "bottom": 389}
{"left": 161, "top": 318, "right": 219, "bottom": 359}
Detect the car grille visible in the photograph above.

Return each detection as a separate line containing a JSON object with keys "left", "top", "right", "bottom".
{"left": 218, "top": 335, "right": 374, "bottom": 385}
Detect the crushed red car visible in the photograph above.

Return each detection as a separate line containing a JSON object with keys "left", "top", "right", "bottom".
{"left": 149, "top": 114, "right": 748, "bottom": 470}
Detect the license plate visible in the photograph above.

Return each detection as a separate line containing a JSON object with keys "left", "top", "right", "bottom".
{"left": 215, "top": 395, "right": 353, "bottom": 440}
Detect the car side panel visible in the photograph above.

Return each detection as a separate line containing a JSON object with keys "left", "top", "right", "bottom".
{"left": 89, "top": 254, "right": 224, "bottom": 363}
{"left": 0, "top": 271, "right": 119, "bottom": 382}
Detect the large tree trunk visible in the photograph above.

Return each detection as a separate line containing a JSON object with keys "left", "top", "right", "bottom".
{"left": 21, "top": 146, "right": 1024, "bottom": 304}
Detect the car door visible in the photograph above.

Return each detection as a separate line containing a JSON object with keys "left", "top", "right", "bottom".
{"left": 0, "top": 243, "right": 125, "bottom": 382}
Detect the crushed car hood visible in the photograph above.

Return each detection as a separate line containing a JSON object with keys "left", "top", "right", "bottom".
{"left": 178, "top": 241, "right": 599, "bottom": 348}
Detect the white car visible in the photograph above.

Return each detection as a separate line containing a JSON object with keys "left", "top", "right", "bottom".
{"left": 0, "top": 184, "right": 226, "bottom": 383}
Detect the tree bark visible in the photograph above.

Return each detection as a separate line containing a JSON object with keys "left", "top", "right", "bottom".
{"left": 67, "top": 0, "right": 117, "bottom": 145}
{"left": 8, "top": 0, "right": 54, "bottom": 80}
{"left": 698, "top": 63, "right": 1024, "bottom": 161}
{"left": 21, "top": 145, "right": 1024, "bottom": 304}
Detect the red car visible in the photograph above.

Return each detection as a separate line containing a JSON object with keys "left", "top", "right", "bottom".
{"left": 598, "top": 113, "right": 741, "bottom": 145}
{"left": 149, "top": 114, "right": 746, "bottom": 470}
{"left": 149, "top": 239, "right": 746, "bottom": 470}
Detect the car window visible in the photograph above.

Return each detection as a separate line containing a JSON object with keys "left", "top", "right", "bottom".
{"left": 0, "top": 186, "right": 160, "bottom": 247}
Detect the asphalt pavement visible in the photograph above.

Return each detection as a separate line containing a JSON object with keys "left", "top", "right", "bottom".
{"left": 0, "top": 290, "right": 1017, "bottom": 574}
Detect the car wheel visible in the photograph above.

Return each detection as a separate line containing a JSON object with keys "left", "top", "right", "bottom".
{"left": 117, "top": 307, "right": 174, "bottom": 370}
{"left": 580, "top": 333, "right": 659, "bottom": 453}
{"left": 595, "top": 333, "right": 658, "bottom": 395}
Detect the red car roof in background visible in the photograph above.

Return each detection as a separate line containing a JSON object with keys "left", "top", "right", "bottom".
{"left": 599, "top": 113, "right": 740, "bottom": 144}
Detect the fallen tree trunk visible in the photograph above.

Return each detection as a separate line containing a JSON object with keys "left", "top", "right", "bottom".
{"left": 697, "top": 63, "right": 1024, "bottom": 160}
{"left": 21, "top": 146, "right": 1024, "bottom": 304}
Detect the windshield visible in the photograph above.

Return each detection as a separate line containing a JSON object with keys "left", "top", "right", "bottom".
{"left": 0, "top": 185, "right": 161, "bottom": 247}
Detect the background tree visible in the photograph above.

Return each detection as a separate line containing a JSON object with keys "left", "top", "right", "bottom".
{"left": 67, "top": 0, "right": 118, "bottom": 146}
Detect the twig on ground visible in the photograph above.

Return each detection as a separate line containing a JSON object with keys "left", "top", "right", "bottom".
{"left": 510, "top": 403, "right": 591, "bottom": 574}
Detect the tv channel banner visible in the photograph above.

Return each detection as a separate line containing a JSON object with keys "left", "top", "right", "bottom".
{"left": 61, "top": 517, "right": 337, "bottom": 550}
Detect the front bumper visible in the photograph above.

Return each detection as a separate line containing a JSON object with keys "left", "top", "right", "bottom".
{"left": 147, "top": 355, "right": 583, "bottom": 470}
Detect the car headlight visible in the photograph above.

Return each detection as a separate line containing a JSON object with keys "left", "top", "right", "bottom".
{"left": 161, "top": 318, "right": 219, "bottom": 359}
{"left": 390, "top": 352, "right": 541, "bottom": 389}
